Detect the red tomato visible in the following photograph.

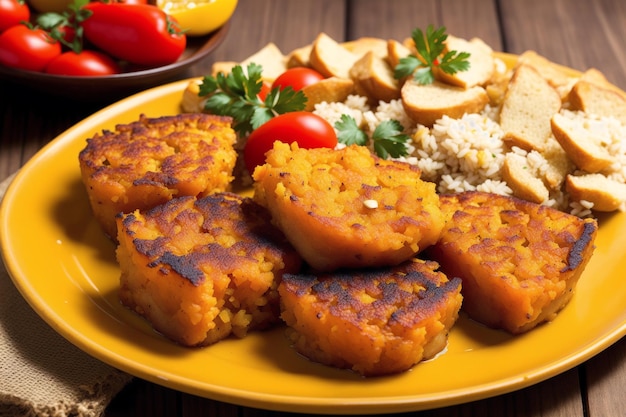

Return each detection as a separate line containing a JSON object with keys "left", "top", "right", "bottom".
{"left": 55, "top": 24, "right": 76, "bottom": 44}
{"left": 0, "top": 24, "right": 61, "bottom": 71}
{"left": 272, "top": 67, "right": 324, "bottom": 91}
{"left": 258, "top": 80, "right": 271, "bottom": 101}
{"left": 0, "top": 0, "right": 30, "bottom": 33}
{"left": 45, "top": 50, "right": 121, "bottom": 76}
{"left": 81, "top": 2, "right": 186, "bottom": 67}
{"left": 244, "top": 112, "right": 338, "bottom": 174}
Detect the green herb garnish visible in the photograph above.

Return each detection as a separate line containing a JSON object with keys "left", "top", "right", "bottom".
{"left": 335, "top": 114, "right": 368, "bottom": 146}
{"left": 394, "top": 25, "right": 471, "bottom": 85}
{"left": 198, "top": 63, "right": 307, "bottom": 135}
{"left": 36, "top": 0, "right": 91, "bottom": 53}
{"left": 335, "top": 115, "right": 410, "bottom": 159}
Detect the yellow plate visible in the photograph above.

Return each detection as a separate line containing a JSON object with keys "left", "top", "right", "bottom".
{"left": 2, "top": 55, "right": 626, "bottom": 414}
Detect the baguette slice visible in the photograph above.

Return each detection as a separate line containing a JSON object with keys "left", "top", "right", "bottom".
{"left": 181, "top": 79, "right": 205, "bottom": 113}
{"left": 286, "top": 44, "right": 312, "bottom": 68}
{"left": 349, "top": 50, "right": 400, "bottom": 103}
{"left": 566, "top": 174, "right": 626, "bottom": 212}
{"left": 551, "top": 112, "right": 613, "bottom": 173}
{"left": 568, "top": 76, "right": 626, "bottom": 125}
{"left": 401, "top": 79, "right": 488, "bottom": 127}
{"left": 501, "top": 153, "right": 549, "bottom": 203}
{"left": 434, "top": 36, "right": 495, "bottom": 88}
{"left": 386, "top": 38, "right": 412, "bottom": 70}
{"left": 500, "top": 64, "right": 562, "bottom": 152}
{"left": 208, "top": 43, "right": 287, "bottom": 82}
{"left": 517, "top": 50, "right": 578, "bottom": 99}
{"left": 341, "top": 36, "right": 388, "bottom": 58}
{"left": 240, "top": 42, "right": 287, "bottom": 82}
{"left": 309, "top": 32, "right": 360, "bottom": 79}
{"left": 301, "top": 77, "right": 355, "bottom": 112}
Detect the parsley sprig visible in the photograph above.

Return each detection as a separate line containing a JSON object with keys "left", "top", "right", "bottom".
{"left": 198, "top": 63, "right": 307, "bottom": 135}
{"left": 394, "top": 25, "right": 471, "bottom": 85}
{"left": 335, "top": 115, "right": 411, "bottom": 159}
{"left": 36, "top": 0, "right": 92, "bottom": 53}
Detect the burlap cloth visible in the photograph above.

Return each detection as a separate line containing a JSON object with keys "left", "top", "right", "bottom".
{"left": 0, "top": 174, "right": 133, "bottom": 417}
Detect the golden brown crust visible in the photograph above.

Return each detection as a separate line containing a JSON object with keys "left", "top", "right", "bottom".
{"left": 79, "top": 113, "right": 237, "bottom": 240}
{"left": 499, "top": 64, "right": 562, "bottom": 152}
{"left": 252, "top": 142, "right": 444, "bottom": 272}
{"left": 426, "top": 191, "right": 597, "bottom": 334}
{"left": 278, "top": 258, "right": 462, "bottom": 376}
{"left": 301, "top": 77, "right": 355, "bottom": 112}
{"left": 401, "top": 79, "right": 489, "bottom": 127}
{"left": 349, "top": 51, "right": 401, "bottom": 104}
{"left": 116, "top": 192, "right": 302, "bottom": 347}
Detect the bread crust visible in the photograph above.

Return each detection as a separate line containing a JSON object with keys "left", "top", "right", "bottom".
{"left": 401, "top": 79, "right": 488, "bottom": 127}
{"left": 500, "top": 64, "right": 562, "bottom": 152}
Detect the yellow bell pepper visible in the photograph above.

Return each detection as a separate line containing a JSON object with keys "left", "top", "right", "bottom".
{"left": 157, "top": 0, "right": 237, "bottom": 37}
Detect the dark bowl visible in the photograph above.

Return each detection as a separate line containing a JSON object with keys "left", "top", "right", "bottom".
{"left": 0, "top": 22, "right": 229, "bottom": 102}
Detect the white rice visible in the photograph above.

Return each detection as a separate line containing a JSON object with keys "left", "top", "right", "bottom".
{"left": 313, "top": 96, "right": 626, "bottom": 218}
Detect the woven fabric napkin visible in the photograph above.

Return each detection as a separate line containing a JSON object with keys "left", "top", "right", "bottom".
{"left": 0, "top": 174, "right": 133, "bottom": 417}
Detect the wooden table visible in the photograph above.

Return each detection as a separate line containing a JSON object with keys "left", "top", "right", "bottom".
{"left": 2, "top": 0, "right": 625, "bottom": 415}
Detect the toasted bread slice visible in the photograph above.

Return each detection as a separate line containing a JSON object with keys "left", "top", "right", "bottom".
{"left": 349, "top": 50, "right": 400, "bottom": 103}
{"left": 341, "top": 36, "right": 389, "bottom": 58}
{"left": 386, "top": 38, "right": 412, "bottom": 70}
{"left": 252, "top": 142, "right": 444, "bottom": 272}
{"left": 309, "top": 32, "right": 360, "bottom": 79}
{"left": 500, "top": 64, "right": 562, "bottom": 152}
{"left": 501, "top": 153, "right": 550, "bottom": 203}
{"left": 117, "top": 193, "right": 302, "bottom": 347}
{"left": 210, "top": 61, "right": 238, "bottom": 77}
{"left": 578, "top": 68, "right": 626, "bottom": 100}
{"left": 208, "top": 43, "right": 287, "bottom": 82}
{"left": 401, "top": 79, "right": 488, "bottom": 127}
{"left": 301, "top": 76, "right": 355, "bottom": 111}
{"left": 279, "top": 258, "right": 462, "bottom": 376}
{"left": 568, "top": 76, "right": 626, "bottom": 125}
{"left": 434, "top": 36, "right": 495, "bottom": 88}
{"left": 240, "top": 42, "right": 287, "bottom": 82}
{"left": 517, "top": 50, "right": 578, "bottom": 99}
{"left": 427, "top": 191, "right": 598, "bottom": 334}
{"left": 551, "top": 112, "right": 613, "bottom": 173}
{"left": 181, "top": 79, "right": 205, "bottom": 113}
{"left": 285, "top": 44, "right": 312, "bottom": 68}
{"left": 566, "top": 174, "right": 626, "bottom": 212}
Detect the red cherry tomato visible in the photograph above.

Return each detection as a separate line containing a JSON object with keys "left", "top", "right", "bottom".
{"left": 244, "top": 112, "right": 338, "bottom": 174}
{"left": 0, "top": 0, "right": 30, "bottom": 33}
{"left": 0, "top": 24, "right": 61, "bottom": 71}
{"left": 55, "top": 24, "right": 76, "bottom": 44}
{"left": 81, "top": 2, "right": 186, "bottom": 67}
{"left": 45, "top": 50, "right": 122, "bottom": 76}
{"left": 272, "top": 67, "right": 324, "bottom": 91}
{"left": 258, "top": 80, "right": 271, "bottom": 101}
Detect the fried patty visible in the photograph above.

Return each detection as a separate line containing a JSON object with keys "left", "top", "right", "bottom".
{"left": 278, "top": 258, "right": 462, "bottom": 376}
{"left": 426, "top": 191, "right": 597, "bottom": 334}
{"left": 79, "top": 113, "right": 237, "bottom": 240}
{"left": 252, "top": 142, "right": 444, "bottom": 272}
{"left": 116, "top": 192, "right": 302, "bottom": 347}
